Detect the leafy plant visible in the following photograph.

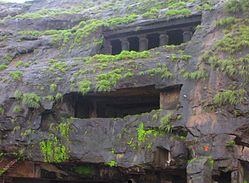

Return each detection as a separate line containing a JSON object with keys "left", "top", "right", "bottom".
{"left": 9, "top": 71, "right": 23, "bottom": 81}
{"left": 137, "top": 123, "right": 159, "bottom": 143}
{"left": 226, "top": 140, "right": 236, "bottom": 147}
{"left": 22, "top": 93, "right": 41, "bottom": 108}
{"left": 159, "top": 113, "right": 173, "bottom": 134}
{"left": 50, "top": 83, "right": 57, "bottom": 93}
{"left": 78, "top": 80, "right": 91, "bottom": 95}
{"left": 181, "top": 69, "right": 208, "bottom": 80}
{"left": 96, "top": 69, "right": 123, "bottom": 92}
{"left": 105, "top": 160, "right": 117, "bottom": 167}
{"left": 40, "top": 136, "right": 69, "bottom": 163}
{"left": 13, "top": 105, "right": 22, "bottom": 113}
{"left": 0, "top": 64, "right": 7, "bottom": 71}
{"left": 85, "top": 50, "right": 150, "bottom": 63}
{"left": 213, "top": 89, "right": 246, "bottom": 106}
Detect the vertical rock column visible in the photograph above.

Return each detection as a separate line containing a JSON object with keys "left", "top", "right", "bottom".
{"left": 183, "top": 29, "right": 193, "bottom": 43}
{"left": 139, "top": 35, "right": 148, "bottom": 51}
{"left": 104, "top": 40, "right": 112, "bottom": 54}
{"left": 121, "top": 38, "right": 130, "bottom": 51}
{"left": 187, "top": 157, "right": 213, "bottom": 183}
{"left": 231, "top": 161, "right": 244, "bottom": 183}
{"left": 159, "top": 33, "right": 169, "bottom": 46}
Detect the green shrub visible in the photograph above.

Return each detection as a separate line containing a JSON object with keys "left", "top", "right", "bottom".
{"left": 105, "top": 160, "right": 117, "bottom": 167}
{"left": 216, "top": 17, "right": 237, "bottom": 27}
{"left": 142, "top": 8, "right": 159, "bottom": 18}
{"left": 137, "top": 123, "right": 159, "bottom": 143}
{"left": 0, "top": 64, "right": 7, "bottom": 71}
{"left": 159, "top": 113, "right": 173, "bottom": 134}
{"left": 50, "top": 83, "right": 57, "bottom": 93}
{"left": 213, "top": 89, "right": 246, "bottom": 106}
{"left": 166, "top": 8, "right": 191, "bottom": 16}
{"left": 226, "top": 140, "right": 235, "bottom": 147}
{"left": 96, "top": 69, "right": 123, "bottom": 92}
{"left": 13, "top": 105, "right": 22, "bottom": 113}
{"left": 40, "top": 136, "right": 69, "bottom": 163}
{"left": 22, "top": 93, "right": 41, "bottom": 108}
{"left": 181, "top": 70, "right": 208, "bottom": 80}
{"left": 225, "top": 0, "right": 249, "bottom": 14}
{"left": 86, "top": 50, "right": 150, "bottom": 63}
{"left": 78, "top": 80, "right": 91, "bottom": 95}
{"left": 0, "top": 107, "right": 4, "bottom": 115}
{"left": 9, "top": 71, "right": 23, "bottom": 81}
{"left": 142, "top": 64, "right": 173, "bottom": 79}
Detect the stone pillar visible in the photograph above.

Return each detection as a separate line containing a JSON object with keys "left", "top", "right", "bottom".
{"left": 104, "top": 40, "right": 112, "bottom": 54}
{"left": 187, "top": 157, "right": 213, "bottom": 183}
{"left": 183, "top": 29, "right": 193, "bottom": 43}
{"left": 120, "top": 38, "right": 130, "bottom": 51}
{"left": 159, "top": 33, "right": 169, "bottom": 46}
{"left": 139, "top": 35, "right": 148, "bottom": 51}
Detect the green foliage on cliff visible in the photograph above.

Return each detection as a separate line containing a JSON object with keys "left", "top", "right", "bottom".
{"left": 22, "top": 93, "right": 41, "bottom": 108}
{"left": 225, "top": 0, "right": 249, "bottom": 14}
{"left": 213, "top": 89, "right": 246, "bottom": 106}
{"left": 85, "top": 50, "right": 150, "bottom": 63}
{"left": 40, "top": 119, "right": 71, "bottom": 163}
{"left": 159, "top": 113, "right": 173, "bottom": 133}
{"left": 96, "top": 69, "right": 123, "bottom": 92}
{"left": 40, "top": 136, "right": 69, "bottom": 163}
{"left": 105, "top": 160, "right": 117, "bottom": 167}
{"left": 181, "top": 69, "right": 208, "bottom": 80}
{"left": 141, "top": 64, "right": 173, "bottom": 79}
{"left": 137, "top": 123, "right": 159, "bottom": 143}
{"left": 9, "top": 71, "right": 23, "bottom": 81}
{"left": 0, "top": 64, "right": 7, "bottom": 71}
{"left": 78, "top": 80, "right": 91, "bottom": 95}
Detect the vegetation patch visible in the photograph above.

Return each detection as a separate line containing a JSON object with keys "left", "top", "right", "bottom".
{"left": 0, "top": 64, "right": 7, "bottom": 71}
{"left": 137, "top": 122, "right": 160, "bottom": 143}
{"left": 159, "top": 113, "right": 173, "bottom": 134}
{"left": 40, "top": 136, "right": 69, "bottom": 163}
{"left": 21, "top": 93, "right": 41, "bottom": 108}
{"left": 181, "top": 69, "right": 208, "bottom": 80}
{"left": 96, "top": 69, "right": 123, "bottom": 92}
{"left": 85, "top": 50, "right": 150, "bottom": 63}
{"left": 9, "top": 71, "right": 23, "bottom": 81}
{"left": 213, "top": 89, "right": 246, "bottom": 106}
{"left": 78, "top": 80, "right": 91, "bottom": 95}
{"left": 140, "top": 64, "right": 173, "bottom": 79}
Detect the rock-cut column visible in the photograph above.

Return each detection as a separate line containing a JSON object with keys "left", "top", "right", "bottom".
{"left": 120, "top": 38, "right": 130, "bottom": 51}
{"left": 183, "top": 29, "right": 193, "bottom": 43}
{"left": 104, "top": 40, "right": 112, "bottom": 54}
{"left": 159, "top": 33, "right": 169, "bottom": 46}
{"left": 139, "top": 35, "right": 148, "bottom": 51}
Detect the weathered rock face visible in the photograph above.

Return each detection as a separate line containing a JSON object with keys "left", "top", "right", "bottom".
{"left": 0, "top": 0, "right": 248, "bottom": 182}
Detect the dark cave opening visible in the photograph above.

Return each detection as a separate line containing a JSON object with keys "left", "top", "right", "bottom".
{"left": 147, "top": 33, "right": 160, "bottom": 49}
{"left": 213, "top": 171, "right": 231, "bottom": 183}
{"left": 58, "top": 85, "right": 182, "bottom": 119}
{"left": 111, "top": 39, "right": 122, "bottom": 55}
{"left": 73, "top": 86, "right": 160, "bottom": 119}
{"left": 128, "top": 37, "right": 139, "bottom": 51}
{"left": 166, "top": 30, "right": 184, "bottom": 45}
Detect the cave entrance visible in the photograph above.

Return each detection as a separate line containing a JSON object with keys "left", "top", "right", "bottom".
{"left": 147, "top": 33, "right": 160, "bottom": 50}
{"left": 168, "top": 30, "right": 184, "bottom": 45}
{"left": 74, "top": 86, "right": 160, "bottom": 119}
{"left": 111, "top": 39, "right": 122, "bottom": 55}
{"left": 128, "top": 37, "right": 139, "bottom": 51}
{"left": 213, "top": 171, "right": 231, "bottom": 183}
{"left": 59, "top": 85, "right": 182, "bottom": 119}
